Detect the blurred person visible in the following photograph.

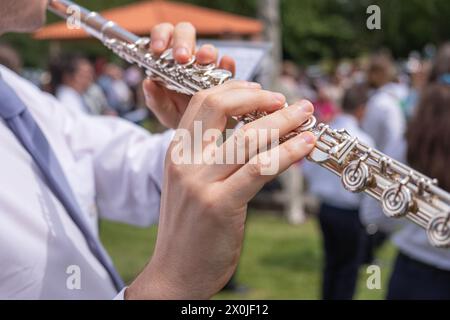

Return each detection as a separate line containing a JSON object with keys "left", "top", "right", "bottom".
{"left": 313, "top": 83, "right": 338, "bottom": 124}
{"left": 0, "top": 43, "right": 22, "bottom": 74}
{"left": 361, "top": 43, "right": 450, "bottom": 300}
{"left": 98, "top": 63, "right": 133, "bottom": 115}
{"left": 304, "top": 84, "right": 374, "bottom": 300}
{"left": 403, "top": 54, "right": 430, "bottom": 119}
{"left": 0, "top": 0, "right": 317, "bottom": 300}
{"left": 99, "top": 64, "right": 149, "bottom": 123}
{"left": 50, "top": 53, "right": 95, "bottom": 115}
{"left": 84, "top": 83, "right": 118, "bottom": 116}
{"left": 277, "top": 61, "right": 301, "bottom": 102}
{"left": 297, "top": 67, "right": 316, "bottom": 102}
{"left": 428, "top": 43, "right": 450, "bottom": 83}
{"left": 327, "top": 71, "right": 345, "bottom": 107}
{"left": 362, "top": 53, "right": 408, "bottom": 154}
{"left": 124, "top": 65, "right": 144, "bottom": 106}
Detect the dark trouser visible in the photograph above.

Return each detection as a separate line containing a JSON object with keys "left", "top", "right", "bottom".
{"left": 363, "top": 231, "right": 388, "bottom": 265}
{"left": 387, "top": 252, "right": 450, "bottom": 300}
{"left": 318, "top": 203, "right": 367, "bottom": 300}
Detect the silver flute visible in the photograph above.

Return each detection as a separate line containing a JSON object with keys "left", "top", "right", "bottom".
{"left": 48, "top": 0, "right": 450, "bottom": 248}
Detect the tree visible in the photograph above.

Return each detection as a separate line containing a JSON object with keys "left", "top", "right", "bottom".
{"left": 258, "top": 0, "right": 282, "bottom": 87}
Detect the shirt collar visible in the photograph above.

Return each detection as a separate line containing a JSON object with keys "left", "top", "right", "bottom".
{"left": 0, "top": 67, "right": 27, "bottom": 119}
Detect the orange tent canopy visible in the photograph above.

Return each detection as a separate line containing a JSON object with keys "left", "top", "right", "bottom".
{"left": 34, "top": 0, "right": 263, "bottom": 40}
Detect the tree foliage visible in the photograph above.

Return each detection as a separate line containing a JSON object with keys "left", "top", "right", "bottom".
{"left": 2, "top": 0, "right": 449, "bottom": 67}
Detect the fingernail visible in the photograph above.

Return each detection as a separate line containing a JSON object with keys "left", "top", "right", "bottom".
{"left": 175, "top": 47, "right": 189, "bottom": 58}
{"left": 152, "top": 40, "right": 165, "bottom": 51}
{"left": 273, "top": 93, "right": 286, "bottom": 104}
{"left": 301, "top": 133, "right": 316, "bottom": 145}
{"left": 299, "top": 101, "right": 314, "bottom": 114}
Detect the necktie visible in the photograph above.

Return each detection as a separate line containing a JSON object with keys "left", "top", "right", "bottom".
{"left": 0, "top": 78, "right": 124, "bottom": 292}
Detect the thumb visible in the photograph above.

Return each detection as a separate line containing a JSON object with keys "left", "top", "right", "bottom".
{"left": 143, "top": 78, "right": 167, "bottom": 111}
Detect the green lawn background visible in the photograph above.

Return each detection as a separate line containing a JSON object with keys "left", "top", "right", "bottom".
{"left": 100, "top": 211, "right": 396, "bottom": 300}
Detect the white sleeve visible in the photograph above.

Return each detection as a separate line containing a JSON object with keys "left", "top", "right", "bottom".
{"left": 61, "top": 109, "right": 173, "bottom": 227}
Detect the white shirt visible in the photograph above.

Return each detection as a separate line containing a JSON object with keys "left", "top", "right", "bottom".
{"left": 362, "top": 83, "right": 407, "bottom": 155}
{"left": 56, "top": 85, "right": 89, "bottom": 115}
{"left": 0, "top": 65, "right": 173, "bottom": 299}
{"left": 303, "top": 114, "right": 375, "bottom": 209}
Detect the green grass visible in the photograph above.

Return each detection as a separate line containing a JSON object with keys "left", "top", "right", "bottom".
{"left": 100, "top": 211, "right": 396, "bottom": 300}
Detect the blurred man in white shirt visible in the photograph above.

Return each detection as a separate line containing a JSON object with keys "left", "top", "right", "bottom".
{"left": 362, "top": 53, "right": 407, "bottom": 155}
{"left": 50, "top": 53, "right": 95, "bottom": 115}
{"left": 304, "top": 84, "right": 374, "bottom": 300}
{"left": 0, "top": 0, "right": 317, "bottom": 299}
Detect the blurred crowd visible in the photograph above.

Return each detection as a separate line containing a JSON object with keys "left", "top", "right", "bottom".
{"left": 288, "top": 43, "right": 450, "bottom": 300}
{"left": 278, "top": 48, "right": 432, "bottom": 127}
{"left": 0, "top": 45, "right": 150, "bottom": 125}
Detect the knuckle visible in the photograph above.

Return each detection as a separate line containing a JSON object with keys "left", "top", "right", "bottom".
{"left": 283, "top": 141, "right": 299, "bottom": 161}
{"left": 279, "top": 107, "right": 294, "bottom": 124}
{"left": 188, "top": 186, "right": 216, "bottom": 211}
{"left": 227, "top": 79, "right": 249, "bottom": 88}
{"left": 152, "top": 23, "right": 173, "bottom": 36}
{"left": 166, "top": 162, "right": 183, "bottom": 178}
{"left": 184, "top": 177, "right": 200, "bottom": 195}
{"left": 203, "top": 94, "right": 223, "bottom": 111}
{"left": 199, "top": 195, "right": 216, "bottom": 212}
{"left": 191, "top": 91, "right": 207, "bottom": 106}
{"left": 246, "top": 161, "right": 262, "bottom": 178}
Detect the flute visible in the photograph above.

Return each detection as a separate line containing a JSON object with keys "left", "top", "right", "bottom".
{"left": 47, "top": 0, "right": 450, "bottom": 248}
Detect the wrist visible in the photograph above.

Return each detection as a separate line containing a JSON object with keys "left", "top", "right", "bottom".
{"left": 125, "top": 258, "right": 200, "bottom": 300}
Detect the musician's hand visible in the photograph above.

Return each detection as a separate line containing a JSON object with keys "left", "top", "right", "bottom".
{"left": 126, "top": 81, "right": 316, "bottom": 299}
{"left": 143, "top": 22, "right": 236, "bottom": 129}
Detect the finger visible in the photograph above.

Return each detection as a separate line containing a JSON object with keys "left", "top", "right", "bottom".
{"left": 143, "top": 79, "right": 175, "bottom": 123}
{"left": 143, "top": 79, "right": 167, "bottom": 109}
{"left": 225, "top": 132, "right": 316, "bottom": 204}
{"left": 196, "top": 44, "right": 218, "bottom": 65}
{"left": 238, "top": 100, "right": 314, "bottom": 142}
{"left": 218, "top": 55, "right": 236, "bottom": 76}
{"left": 150, "top": 23, "right": 174, "bottom": 55}
{"left": 213, "top": 100, "right": 314, "bottom": 178}
{"left": 173, "top": 22, "right": 196, "bottom": 64}
{"left": 178, "top": 80, "right": 261, "bottom": 128}
{"left": 194, "top": 88, "right": 286, "bottom": 133}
